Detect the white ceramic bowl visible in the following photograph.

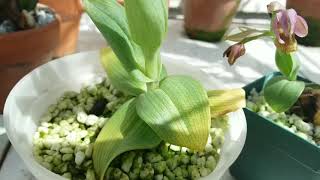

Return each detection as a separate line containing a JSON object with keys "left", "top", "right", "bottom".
{"left": 4, "top": 51, "right": 246, "bottom": 180}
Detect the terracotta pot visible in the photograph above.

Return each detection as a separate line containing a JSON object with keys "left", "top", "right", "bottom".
{"left": 40, "top": 0, "right": 83, "bottom": 57}
{"left": 287, "top": 0, "right": 320, "bottom": 46}
{"left": 117, "top": 0, "right": 170, "bottom": 6}
{"left": 0, "top": 13, "right": 60, "bottom": 113}
{"left": 184, "top": 0, "right": 240, "bottom": 42}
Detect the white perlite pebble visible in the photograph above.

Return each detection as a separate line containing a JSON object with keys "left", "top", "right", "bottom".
{"left": 77, "top": 112, "right": 87, "bottom": 124}
{"left": 75, "top": 151, "right": 85, "bottom": 165}
{"left": 293, "top": 115, "right": 313, "bottom": 135}
{"left": 61, "top": 147, "right": 74, "bottom": 154}
{"left": 51, "top": 144, "right": 61, "bottom": 151}
{"left": 86, "top": 115, "right": 99, "bottom": 126}
{"left": 169, "top": 144, "right": 181, "bottom": 152}
{"left": 33, "top": 78, "right": 124, "bottom": 178}
{"left": 93, "top": 76, "right": 104, "bottom": 84}
{"left": 66, "top": 132, "right": 78, "bottom": 144}
{"left": 0, "top": 20, "right": 16, "bottom": 34}
{"left": 78, "top": 130, "right": 88, "bottom": 138}
{"left": 181, "top": 147, "right": 188, "bottom": 153}
{"left": 287, "top": 126, "right": 297, "bottom": 134}
{"left": 38, "top": 126, "right": 49, "bottom": 134}
{"left": 315, "top": 126, "right": 320, "bottom": 138}
{"left": 247, "top": 89, "right": 320, "bottom": 146}
{"left": 258, "top": 111, "right": 270, "bottom": 117}
{"left": 98, "top": 117, "right": 108, "bottom": 128}
{"left": 205, "top": 144, "right": 214, "bottom": 152}
{"left": 267, "top": 113, "right": 278, "bottom": 121}
{"left": 37, "top": 10, "right": 55, "bottom": 26}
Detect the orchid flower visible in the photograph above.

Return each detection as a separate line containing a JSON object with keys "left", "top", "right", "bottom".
{"left": 223, "top": 43, "right": 246, "bottom": 65}
{"left": 224, "top": 1, "right": 308, "bottom": 64}
{"left": 223, "top": 2, "right": 311, "bottom": 113}
{"left": 273, "top": 9, "right": 308, "bottom": 53}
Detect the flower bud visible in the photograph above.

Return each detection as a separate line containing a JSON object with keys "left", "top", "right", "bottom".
{"left": 223, "top": 43, "right": 246, "bottom": 65}
{"left": 267, "top": 1, "right": 285, "bottom": 13}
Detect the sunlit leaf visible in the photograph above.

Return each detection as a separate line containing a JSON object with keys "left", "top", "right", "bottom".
{"left": 264, "top": 76, "right": 305, "bottom": 112}
{"left": 93, "top": 99, "right": 161, "bottom": 180}
{"left": 160, "top": 64, "right": 168, "bottom": 80}
{"left": 84, "top": 0, "right": 145, "bottom": 75}
{"left": 208, "top": 89, "right": 246, "bottom": 118}
{"left": 125, "top": 0, "right": 167, "bottom": 52}
{"left": 275, "top": 50, "right": 299, "bottom": 81}
{"left": 136, "top": 76, "right": 210, "bottom": 150}
{"left": 125, "top": 0, "right": 168, "bottom": 79}
{"left": 100, "top": 48, "right": 147, "bottom": 95}
{"left": 224, "top": 26, "right": 267, "bottom": 42}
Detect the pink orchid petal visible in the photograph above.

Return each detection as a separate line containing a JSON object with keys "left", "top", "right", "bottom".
{"left": 295, "top": 15, "right": 308, "bottom": 37}
{"left": 278, "top": 10, "right": 291, "bottom": 37}
{"left": 274, "top": 11, "right": 285, "bottom": 44}
{"left": 286, "top": 9, "right": 298, "bottom": 35}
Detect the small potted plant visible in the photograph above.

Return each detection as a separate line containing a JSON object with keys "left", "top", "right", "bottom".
{"left": 223, "top": 1, "right": 320, "bottom": 180}
{"left": 39, "top": 0, "right": 83, "bottom": 57}
{"left": 0, "top": 0, "right": 59, "bottom": 112}
{"left": 184, "top": 0, "right": 240, "bottom": 42}
{"left": 4, "top": 0, "right": 247, "bottom": 180}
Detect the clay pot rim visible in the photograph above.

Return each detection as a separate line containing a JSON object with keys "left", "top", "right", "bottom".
{"left": 0, "top": 5, "right": 61, "bottom": 40}
{"left": 56, "top": 0, "right": 84, "bottom": 21}
{"left": 41, "top": 0, "right": 84, "bottom": 18}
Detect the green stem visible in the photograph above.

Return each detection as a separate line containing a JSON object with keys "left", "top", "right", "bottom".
{"left": 144, "top": 49, "right": 161, "bottom": 81}
{"left": 147, "top": 81, "right": 160, "bottom": 91}
{"left": 240, "top": 31, "right": 273, "bottom": 44}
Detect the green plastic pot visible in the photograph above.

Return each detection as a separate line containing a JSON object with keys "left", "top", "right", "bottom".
{"left": 230, "top": 72, "right": 320, "bottom": 180}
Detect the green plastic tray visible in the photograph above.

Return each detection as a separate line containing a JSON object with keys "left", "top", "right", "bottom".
{"left": 230, "top": 72, "right": 320, "bottom": 180}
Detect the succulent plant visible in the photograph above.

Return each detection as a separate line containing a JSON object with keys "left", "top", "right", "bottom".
{"left": 0, "top": 0, "right": 38, "bottom": 30}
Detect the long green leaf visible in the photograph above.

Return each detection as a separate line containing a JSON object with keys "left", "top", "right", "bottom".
{"left": 275, "top": 50, "right": 300, "bottom": 81}
{"left": 136, "top": 76, "right": 210, "bottom": 150}
{"left": 225, "top": 27, "right": 265, "bottom": 42}
{"left": 84, "top": 0, "right": 146, "bottom": 78}
{"left": 125, "top": 0, "right": 168, "bottom": 79}
{"left": 100, "top": 48, "right": 147, "bottom": 95}
{"left": 125, "top": 0, "right": 167, "bottom": 52}
{"left": 93, "top": 98, "right": 161, "bottom": 180}
{"left": 264, "top": 76, "right": 305, "bottom": 112}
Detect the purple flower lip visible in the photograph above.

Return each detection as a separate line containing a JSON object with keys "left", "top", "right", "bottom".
{"left": 223, "top": 43, "right": 246, "bottom": 65}
{"left": 273, "top": 9, "right": 308, "bottom": 52}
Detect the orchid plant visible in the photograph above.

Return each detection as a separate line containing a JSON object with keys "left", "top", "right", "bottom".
{"left": 224, "top": 1, "right": 311, "bottom": 114}
{"left": 84, "top": 0, "right": 245, "bottom": 179}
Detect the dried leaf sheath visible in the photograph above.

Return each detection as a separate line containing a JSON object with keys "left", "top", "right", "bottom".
{"left": 208, "top": 89, "right": 246, "bottom": 118}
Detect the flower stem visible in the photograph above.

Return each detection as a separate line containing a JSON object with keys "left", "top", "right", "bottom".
{"left": 240, "top": 31, "right": 273, "bottom": 44}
